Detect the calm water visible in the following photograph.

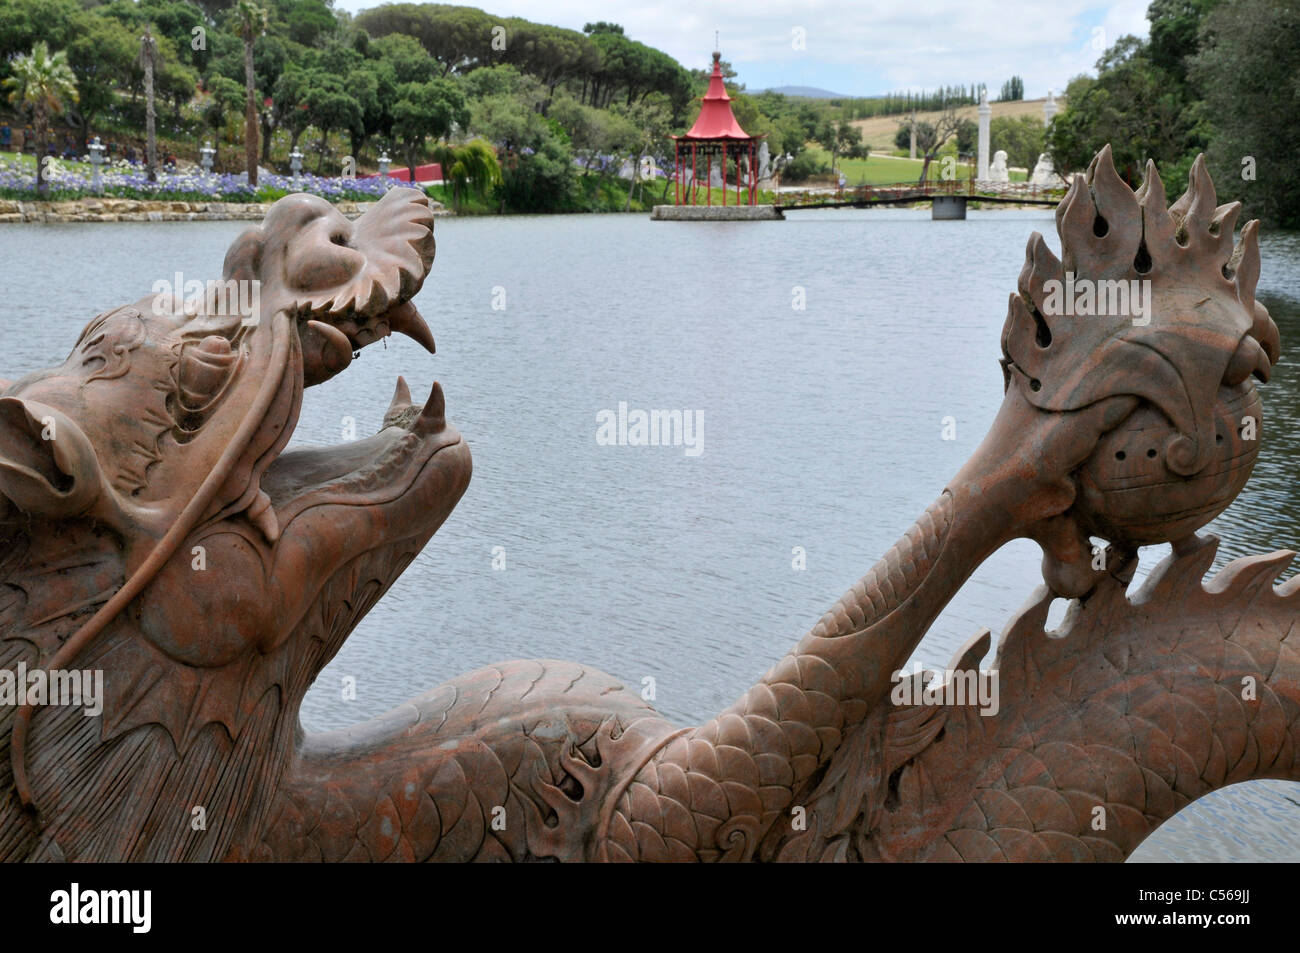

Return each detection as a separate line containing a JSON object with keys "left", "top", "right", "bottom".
{"left": 2, "top": 208, "right": 1298, "bottom": 862}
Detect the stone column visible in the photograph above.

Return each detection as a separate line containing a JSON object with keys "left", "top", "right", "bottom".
{"left": 1043, "top": 90, "right": 1058, "bottom": 126}
{"left": 909, "top": 112, "right": 916, "bottom": 160}
{"left": 977, "top": 89, "right": 991, "bottom": 181}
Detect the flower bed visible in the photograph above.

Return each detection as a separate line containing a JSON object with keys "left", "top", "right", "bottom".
{"left": 0, "top": 155, "right": 420, "bottom": 204}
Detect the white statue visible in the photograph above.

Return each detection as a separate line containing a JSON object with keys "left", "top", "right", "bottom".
{"left": 989, "top": 149, "right": 1010, "bottom": 182}
{"left": 1030, "top": 152, "right": 1065, "bottom": 187}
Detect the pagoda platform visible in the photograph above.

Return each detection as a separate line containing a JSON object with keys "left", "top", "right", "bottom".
{"left": 651, "top": 204, "right": 784, "bottom": 221}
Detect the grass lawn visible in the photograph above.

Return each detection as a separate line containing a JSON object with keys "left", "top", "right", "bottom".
{"left": 793, "top": 145, "right": 1028, "bottom": 187}
{"left": 2, "top": 150, "right": 41, "bottom": 171}
{"left": 838, "top": 152, "right": 968, "bottom": 184}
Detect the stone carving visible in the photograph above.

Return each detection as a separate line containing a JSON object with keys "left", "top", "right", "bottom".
{"left": 989, "top": 149, "right": 1010, "bottom": 182}
{"left": 1, "top": 147, "right": 1294, "bottom": 862}
{"left": 1030, "top": 152, "right": 1065, "bottom": 188}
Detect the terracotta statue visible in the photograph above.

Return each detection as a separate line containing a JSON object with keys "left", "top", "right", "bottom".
{"left": 1, "top": 147, "right": 1294, "bottom": 862}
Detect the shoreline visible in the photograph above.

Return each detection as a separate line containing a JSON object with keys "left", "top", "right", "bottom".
{"left": 0, "top": 196, "right": 455, "bottom": 223}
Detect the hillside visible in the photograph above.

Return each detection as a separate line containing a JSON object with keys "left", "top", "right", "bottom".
{"left": 851, "top": 97, "right": 1064, "bottom": 152}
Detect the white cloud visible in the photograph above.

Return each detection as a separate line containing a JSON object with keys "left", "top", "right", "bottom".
{"left": 332, "top": 0, "right": 1153, "bottom": 97}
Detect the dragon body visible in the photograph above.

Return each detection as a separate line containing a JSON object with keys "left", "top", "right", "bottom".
{"left": 1, "top": 149, "right": 1294, "bottom": 862}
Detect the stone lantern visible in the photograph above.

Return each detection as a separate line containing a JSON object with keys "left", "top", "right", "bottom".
{"left": 88, "top": 137, "right": 106, "bottom": 194}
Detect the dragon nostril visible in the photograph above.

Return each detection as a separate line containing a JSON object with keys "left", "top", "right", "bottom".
{"left": 331, "top": 233, "right": 349, "bottom": 247}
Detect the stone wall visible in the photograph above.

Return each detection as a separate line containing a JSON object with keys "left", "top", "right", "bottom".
{"left": 0, "top": 197, "right": 450, "bottom": 224}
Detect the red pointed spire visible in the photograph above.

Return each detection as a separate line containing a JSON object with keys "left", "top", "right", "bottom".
{"left": 682, "top": 51, "right": 752, "bottom": 140}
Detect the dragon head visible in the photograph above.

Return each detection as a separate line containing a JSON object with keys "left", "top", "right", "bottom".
{"left": 984, "top": 145, "right": 1279, "bottom": 589}
{"left": 1, "top": 187, "right": 471, "bottom": 846}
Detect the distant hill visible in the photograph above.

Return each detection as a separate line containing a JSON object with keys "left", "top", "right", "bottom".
{"left": 761, "top": 85, "right": 850, "bottom": 99}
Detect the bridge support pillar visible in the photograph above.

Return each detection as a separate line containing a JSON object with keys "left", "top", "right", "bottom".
{"left": 932, "top": 196, "right": 967, "bottom": 220}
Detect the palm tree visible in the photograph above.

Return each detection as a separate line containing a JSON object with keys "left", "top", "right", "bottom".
{"left": 3, "top": 42, "right": 78, "bottom": 193}
{"left": 138, "top": 28, "right": 159, "bottom": 182}
{"left": 429, "top": 139, "right": 502, "bottom": 212}
{"left": 235, "top": 1, "right": 267, "bottom": 186}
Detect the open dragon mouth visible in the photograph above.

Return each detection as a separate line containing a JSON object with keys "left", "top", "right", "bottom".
{"left": 255, "top": 294, "right": 468, "bottom": 537}
{"left": 299, "top": 297, "right": 439, "bottom": 387}
{"left": 243, "top": 186, "right": 470, "bottom": 527}
{"left": 261, "top": 372, "right": 466, "bottom": 522}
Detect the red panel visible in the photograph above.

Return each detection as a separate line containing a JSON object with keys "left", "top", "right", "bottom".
{"left": 359, "top": 163, "right": 444, "bottom": 183}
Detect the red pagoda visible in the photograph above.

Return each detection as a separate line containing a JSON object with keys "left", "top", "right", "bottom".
{"left": 673, "top": 51, "right": 762, "bottom": 206}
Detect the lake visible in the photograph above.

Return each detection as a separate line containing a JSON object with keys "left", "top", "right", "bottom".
{"left": 2, "top": 206, "right": 1298, "bottom": 862}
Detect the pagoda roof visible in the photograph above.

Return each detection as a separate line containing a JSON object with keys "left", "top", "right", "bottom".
{"left": 675, "top": 51, "right": 756, "bottom": 141}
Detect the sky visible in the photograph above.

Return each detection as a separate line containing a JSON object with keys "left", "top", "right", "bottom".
{"left": 332, "top": 0, "right": 1152, "bottom": 98}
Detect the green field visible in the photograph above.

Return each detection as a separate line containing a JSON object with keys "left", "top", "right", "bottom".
{"left": 798, "top": 146, "right": 1028, "bottom": 186}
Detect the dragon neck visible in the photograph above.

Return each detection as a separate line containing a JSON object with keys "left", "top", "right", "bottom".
{"left": 599, "top": 466, "right": 1022, "bottom": 861}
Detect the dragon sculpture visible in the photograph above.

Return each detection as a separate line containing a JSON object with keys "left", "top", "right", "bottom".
{"left": 0, "top": 147, "right": 1294, "bottom": 862}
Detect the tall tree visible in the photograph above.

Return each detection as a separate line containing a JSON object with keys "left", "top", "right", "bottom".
{"left": 817, "top": 119, "right": 863, "bottom": 175}
{"left": 64, "top": 14, "right": 135, "bottom": 150}
{"left": 614, "top": 100, "right": 669, "bottom": 211}
{"left": 1191, "top": 0, "right": 1300, "bottom": 227}
{"left": 390, "top": 78, "right": 467, "bottom": 182}
{"left": 138, "top": 27, "right": 159, "bottom": 182}
{"left": 0, "top": 0, "right": 80, "bottom": 77}
{"left": 203, "top": 75, "right": 245, "bottom": 164}
{"left": 549, "top": 95, "right": 607, "bottom": 175}
{"left": 1149, "top": 0, "right": 1222, "bottom": 86}
{"left": 1046, "top": 36, "right": 1200, "bottom": 183}
{"left": 3, "top": 41, "right": 78, "bottom": 193}
{"left": 901, "top": 101, "right": 965, "bottom": 183}
{"left": 272, "top": 68, "right": 318, "bottom": 156}
{"left": 301, "top": 73, "right": 362, "bottom": 173}
{"left": 235, "top": 1, "right": 267, "bottom": 186}
{"left": 356, "top": 5, "right": 495, "bottom": 77}
{"left": 997, "top": 76, "right": 1024, "bottom": 101}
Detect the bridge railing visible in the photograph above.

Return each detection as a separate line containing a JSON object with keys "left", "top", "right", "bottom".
{"left": 774, "top": 179, "right": 1067, "bottom": 208}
